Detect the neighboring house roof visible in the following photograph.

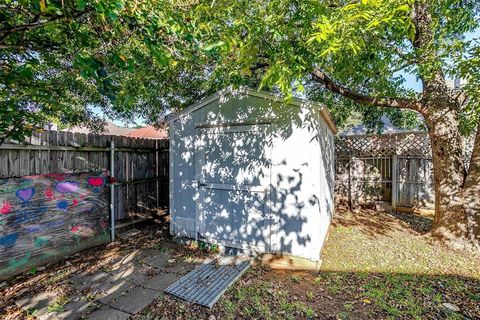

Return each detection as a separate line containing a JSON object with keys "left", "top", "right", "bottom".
{"left": 62, "top": 121, "right": 135, "bottom": 136}
{"left": 128, "top": 125, "right": 168, "bottom": 139}
{"left": 165, "top": 87, "right": 338, "bottom": 134}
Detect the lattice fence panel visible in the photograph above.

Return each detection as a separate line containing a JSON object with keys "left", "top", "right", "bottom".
{"left": 336, "top": 132, "right": 431, "bottom": 158}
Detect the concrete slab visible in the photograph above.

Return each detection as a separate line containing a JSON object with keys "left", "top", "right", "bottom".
{"left": 142, "top": 252, "right": 170, "bottom": 269}
{"left": 108, "top": 264, "right": 157, "bottom": 285}
{"left": 70, "top": 271, "right": 111, "bottom": 290}
{"left": 134, "top": 249, "right": 170, "bottom": 264}
{"left": 16, "top": 291, "right": 58, "bottom": 320}
{"left": 87, "top": 306, "right": 131, "bottom": 320}
{"left": 106, "top": 286, "right": 159, "bottom": 314}
{"left": 96, "top": 279, "right": 137, "bottom": 305}
{"left": 164, "top": 260, "right": 196, "bottom": 275}
{"left": 141, "top": 272, "right": 182, "bottom": 291}
{"left": 109, "top": 250, "right": 141, "bottom": 270}
{"left": 54, "top": 299, "right": 98, "bottom": 320}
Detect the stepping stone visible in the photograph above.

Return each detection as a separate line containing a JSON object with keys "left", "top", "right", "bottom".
{"left": 54, "top": 299, "right": 98, "bottom": 320}
{"left": 109, "top": 250, "right": 141, "bottom": 270}
{"left": 106, "top": 286, "right": 159, "bottom": 314}
{"left": 95, "top": 279, "right": 137, "bottom": 305}
{"left": 71, "top": 271, "right": 110, "bottom": 290}
{"left": 164, "top": 260, "right": 197, "bottom": 275}
{"left": 133, "top": 248, "right": 164, "bottom": 262}
{"left": 142, "top": 252, "right": 170, "bottom": 269}
{"left": 16, "top": 291, "right": 58, "bottom": 320}
{"left": 87, "top": 306, "right": 131, "bottom": 320}
{"left": 141, "top": 272, "right": 182, "bottom": 291}
{"left": 108, "top": 264, "right": 157, "bottom": 285}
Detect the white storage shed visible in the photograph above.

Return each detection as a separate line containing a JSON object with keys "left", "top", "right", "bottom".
{"left": 167, "top": 87, "right": 337, "bottom": 263}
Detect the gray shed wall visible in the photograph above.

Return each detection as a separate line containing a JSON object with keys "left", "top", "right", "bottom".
{"left": 169, "top": 92, "right": 334, "bottom": 261}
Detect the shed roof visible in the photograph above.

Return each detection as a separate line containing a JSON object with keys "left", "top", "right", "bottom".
{"left": 165, "top": 87, "right": 338, "bottom": 134}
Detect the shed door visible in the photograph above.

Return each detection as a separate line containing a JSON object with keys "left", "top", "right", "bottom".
{"left": 196, "top": 124, "right": 271, "bottom": 251}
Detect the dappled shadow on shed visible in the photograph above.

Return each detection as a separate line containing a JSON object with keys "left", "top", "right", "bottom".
{"left": 170, "top": 88, "right": 335, "bottom": 260}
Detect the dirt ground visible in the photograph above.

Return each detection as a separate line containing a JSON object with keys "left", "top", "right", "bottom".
{"left": 1, "top": 207, "right": 479, "bottom": 319}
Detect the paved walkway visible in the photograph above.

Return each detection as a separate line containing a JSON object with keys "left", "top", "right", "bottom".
{"left": 15, "top": 248, "right": 199, "bottom": 319}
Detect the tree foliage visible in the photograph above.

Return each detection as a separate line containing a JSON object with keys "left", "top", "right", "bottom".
{"left": 0, "top": 0, "right": 211, "bottom": 142}
{"left": 194, "top": 0, "right": 479, "bottom": 133}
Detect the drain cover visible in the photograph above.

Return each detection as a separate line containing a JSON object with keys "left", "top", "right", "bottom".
{"left": 164, "top": 258, "right": 251, "bottom": 308}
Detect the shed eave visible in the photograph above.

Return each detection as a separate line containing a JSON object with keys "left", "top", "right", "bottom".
{"left": 165, "top": 87, "right": 338, "bottom": 134}
{"left": 165, "top": 93, "right": 220, "bottom": 123}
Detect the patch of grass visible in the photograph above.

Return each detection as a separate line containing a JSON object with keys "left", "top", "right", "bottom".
{"left": 222, "top": 299, "right": 236, "bottom": 320}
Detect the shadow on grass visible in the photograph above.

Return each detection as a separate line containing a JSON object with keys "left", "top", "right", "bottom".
{"left": 139, "top": 266, "right": 480, "bottom": 320}
{"left": 332, "top": 205, "right": 434, "bottom": 239}
{"left": 387, "top": 210, "right": 433, "bottom": 233}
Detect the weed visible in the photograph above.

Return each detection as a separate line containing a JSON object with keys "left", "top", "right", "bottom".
{"left": 47, "top": 296, "right": 69, "bottom": 313}
{"left": 208, "top": 244, "right": 220, "bottom": 254}
{"left": 82, "top": 292, "right": 97, "bottom": 301}
{"left": 152, "top": 243, "right": 170, "bottom": 253}
{"left": 344, "top": 302, "right": 354, "bottom": 311}
{"left": 223, "top": 299, "right": 236, "bottom": 319}
{"left": 290, "top": 274, "right": 301, "bottom": 283}
{"left": 305, "top": 307, "right": 315, "bottom": 317}
{"left": 306, "top": 290, "right": 314, "bottom": 300}
{"left": 24, "top": 308, "right": 38, "bottom": 319}
{"left": 29, "top": 267, "right": 37, "bottom": 276}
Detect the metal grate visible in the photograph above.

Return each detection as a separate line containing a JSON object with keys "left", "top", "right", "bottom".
{"left": 164, "top": 258, "right": 251, "bottom": 308}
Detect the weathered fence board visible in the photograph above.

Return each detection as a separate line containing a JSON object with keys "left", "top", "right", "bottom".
{"left": 0, "top": 130, "right": 169, "bottom": 221}
{"left": 0, "top": 173, "right": 109, "bottom": 280}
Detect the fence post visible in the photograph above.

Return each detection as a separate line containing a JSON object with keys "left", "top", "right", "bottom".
{"left": 348, "top": 155, "right": 352, "bottom": 210}
{"left": 110, "top": 139, "right": 115, "bottom": 241}
{"left": 391, "top": 154, "right": 398, "bottom": 211}
{"left": 349, "top": 155, "right": 360, "bottom": 212}
{"left": 156, "top": 139, "right": 159, "bottom": 208}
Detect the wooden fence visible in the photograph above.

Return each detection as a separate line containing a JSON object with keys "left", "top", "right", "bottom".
{"left": 335, "top": 132, "right": 435, "bottom": 211}
{"left": 0, "top": 130, "right": 169, "bottom": 221}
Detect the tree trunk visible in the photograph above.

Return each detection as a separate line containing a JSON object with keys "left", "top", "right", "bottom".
{"left": 425, "top": 107, "right": 480, "bottom": 251}
{"left": 462, "top": 126, "right": 480, "bottom": 251}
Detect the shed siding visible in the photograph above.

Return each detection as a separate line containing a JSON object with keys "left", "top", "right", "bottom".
{"left": 169, "top": 92, "right": 335, "bottom": 261}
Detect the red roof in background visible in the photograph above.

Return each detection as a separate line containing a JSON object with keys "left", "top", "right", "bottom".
{"left": 127, "top": 125, "right": 167, "bottom": 139}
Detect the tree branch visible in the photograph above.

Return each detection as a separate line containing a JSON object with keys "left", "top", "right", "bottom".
{"left": 311, "top": 68, "right": 423, "bottom": 112}
{"left": 0, "top": 9, "right": 93, "bottom": 37}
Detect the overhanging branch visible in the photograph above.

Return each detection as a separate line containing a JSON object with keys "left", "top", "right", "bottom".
{"left": 0, "top": 9, "right": 93, "bottom": 38}
{"left": 311, "top": 68, "right": 423, "bottom": 112}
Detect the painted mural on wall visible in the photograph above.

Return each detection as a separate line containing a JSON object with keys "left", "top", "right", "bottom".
{"left": 0, "top": 172, "right": 109, "bottom": 279}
